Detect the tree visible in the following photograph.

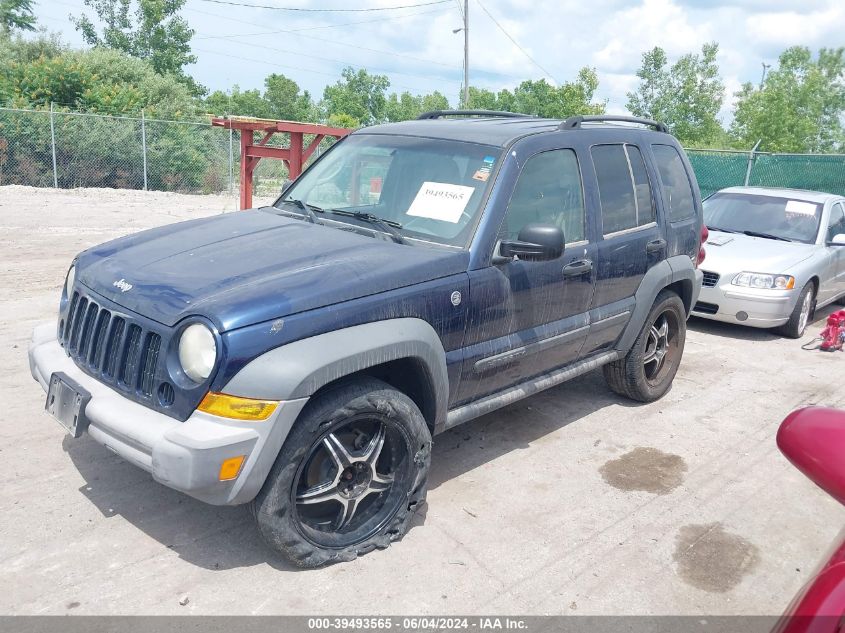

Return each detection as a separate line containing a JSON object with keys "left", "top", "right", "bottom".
{"left": 263, "top": 73, "right": 315, "bottom": 121}
{"left": 627, "top": 43, "right": 725, "bottom": 146}
{"left": 204, "top": 73, "right": 315, "bottom": 121}
{"left": 321, "top": 67, "right": 390, "bottom": 126}
{"left": 384, "top": 90, "right": 449, "bottom": 121}
{"left": 0, "top": 0, "right": 35, "bottom": 35}
{"left": 71, "top": 0, "right": 202, "bottom": 95}
{"left": 731, "top": 47, "right": 845, "bottom": 152}
{"left": 468, "top": 69, "right": 605, "bottom": 118}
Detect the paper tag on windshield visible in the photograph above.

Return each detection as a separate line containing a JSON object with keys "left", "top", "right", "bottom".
{"left": 785, "top": 200, "right": 817, "bottom": 216}
{"left": 406, "top": 182, "right": 475, "bottom": 223}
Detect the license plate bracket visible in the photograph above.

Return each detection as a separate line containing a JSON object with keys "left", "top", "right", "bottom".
{"left": 45, "top": 372, "right": 91, "bottom": 438}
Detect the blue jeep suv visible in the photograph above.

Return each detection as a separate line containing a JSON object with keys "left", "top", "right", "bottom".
{"left": 29, "top": 111, "right": 704, "bottom": 567}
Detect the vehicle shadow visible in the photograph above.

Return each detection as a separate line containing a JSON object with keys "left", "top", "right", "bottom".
{"left": 62, "top": 435, "right": 298, "bottom": 572}
{"left": 427, "top": 369, "right": 639, "bottom": 490}
{"left": 62, "top": 368, "right": 636, "bottom": 571}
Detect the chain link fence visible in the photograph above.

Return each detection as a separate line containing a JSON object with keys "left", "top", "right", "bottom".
{"left": 3, "top": 106, "right": 845, "bottom": 202}
{"left": 0, "top": 106, "right": 303, "bottom": 199}
{"left": 686, "top": 148, "right": 845, "bottom": 198}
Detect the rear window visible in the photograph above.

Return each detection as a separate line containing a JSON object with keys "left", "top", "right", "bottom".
{"left": 591, "top": 144, "right": 656, "bottom": 235}
{"left": 652, "top": 145, "right": 696, "bottom": 221}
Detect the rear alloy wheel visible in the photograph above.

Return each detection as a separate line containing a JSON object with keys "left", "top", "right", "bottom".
{"left": 252, "top": 378, "right": 431, "bottom": 568}
{"left": 604, "top": 289, "right": 686, "bottom": 402}
{"left": 776, "top": 283, "right": 815, "bottom": 339}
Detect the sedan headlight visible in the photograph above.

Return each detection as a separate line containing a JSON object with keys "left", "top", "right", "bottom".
{"left": 732, "top": 272, "right": 795, "bottom": 290}
{"left": 65, "top": 265, "right": 75, "bottom": 297}
{"left": 178, "top": 323, "right": 217, "bottom": 383}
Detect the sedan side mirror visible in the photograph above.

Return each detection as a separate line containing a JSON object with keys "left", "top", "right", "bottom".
{"left": 829, "top": 234, "right": 845, "bottom": 246}
{"left": 500, "top": 223, "right": 565, "bottom": 261}
{"left": 280, "top": 178, "right": 293, "bottom": 195}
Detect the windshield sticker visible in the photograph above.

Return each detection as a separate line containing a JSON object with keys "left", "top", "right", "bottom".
{"left": 785, "top": 200, "right": 817, "bottom": 216}
{"left": 472, "top": 156, "right": 496, "bottom": 182}
{"left": 407, "top": 182, "right": 475, "bottom": 223}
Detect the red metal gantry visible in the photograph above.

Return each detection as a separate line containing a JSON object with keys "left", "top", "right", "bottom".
{"left": 211, "top": 117, "right": 351, "bottom": 210}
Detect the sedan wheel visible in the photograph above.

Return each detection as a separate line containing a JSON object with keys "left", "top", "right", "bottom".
{"left": 776, "top": 283, "right": 815, "bottom": 339}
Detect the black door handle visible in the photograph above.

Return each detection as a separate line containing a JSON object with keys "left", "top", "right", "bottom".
{"left": 563, "top": 259, "right": 593, "bottom": 277}
{"left": 646, "top": 238, "right": 667, "bottom": 254}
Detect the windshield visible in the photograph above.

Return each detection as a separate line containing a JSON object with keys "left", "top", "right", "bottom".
{"left": 276, "top": 134, "right": 502, "bottom": 247}
{"left": 703, "top": 192, "right": 822, "bottom": 244}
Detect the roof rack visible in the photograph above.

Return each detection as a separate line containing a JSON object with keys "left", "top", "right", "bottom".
{"left": 560, "top": 115, "right": 668, "bottom": 134}
{"left": 417, "top": 109, "right": 531, "bottom": 120}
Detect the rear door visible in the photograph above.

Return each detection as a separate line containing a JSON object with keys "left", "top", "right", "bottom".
{"left": 581, "top": 142, "right": 665, "bottom": 355}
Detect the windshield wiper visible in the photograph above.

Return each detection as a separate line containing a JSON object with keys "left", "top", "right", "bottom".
{"left": 742, "top": 230, "right": 792, "bottom": 242}
{"left": 283, "top": 198, "right": 323, "bottom": 224}
{"left": 706, "top": 225, "right": 738, "bottom": 233}
{"left": 326, "top": 209, "right": 405, "bottom": 244}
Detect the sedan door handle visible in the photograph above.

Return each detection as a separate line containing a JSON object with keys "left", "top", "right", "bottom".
{"left": 563, "top": 259, "right": 593, "bottom": 277}
{"left": 646, "top": 238, "right": 667, "bottom": 254}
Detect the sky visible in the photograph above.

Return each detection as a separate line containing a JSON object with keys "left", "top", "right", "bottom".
{"left": 34, "top": 0, "right": 845, "bottom": 120}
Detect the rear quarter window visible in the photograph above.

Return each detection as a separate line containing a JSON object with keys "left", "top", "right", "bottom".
{"left": 652, "top": 144, "right": 696, "bottom": 222}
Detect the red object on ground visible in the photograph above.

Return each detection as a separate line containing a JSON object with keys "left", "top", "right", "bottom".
{"left": 211, "top": 118, "right": 351, "bottom": 210}
{"left": 774, "top": 407, "right": 845, "bottom": 633}
{"left": 819, "top": 311, "right": 845, "bottom": 352}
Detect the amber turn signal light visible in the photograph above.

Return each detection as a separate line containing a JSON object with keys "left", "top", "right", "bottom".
{"left": 219, "top": 455, "right": 246, "bottom": 481}
{"left": 198, "top": 392, "right": 279, "bottom": 421}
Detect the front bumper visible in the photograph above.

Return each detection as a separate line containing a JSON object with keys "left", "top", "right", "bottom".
{"left": 29, "top": 321, "right": 308, "bottom": 506}
{"left": 691, "top": 281, "right": 798, "bottom": 328}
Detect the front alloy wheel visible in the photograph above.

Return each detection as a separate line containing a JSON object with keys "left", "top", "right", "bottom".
{"left": 776, "top": 282, "right": 815, "bottom": 339}
{"left": 252, "top": 378, "right": 431, "bottom": 568}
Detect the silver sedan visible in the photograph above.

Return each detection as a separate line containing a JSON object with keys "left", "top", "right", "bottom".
{"left": 692, "top": 186, "right": 845, "bottom": 338}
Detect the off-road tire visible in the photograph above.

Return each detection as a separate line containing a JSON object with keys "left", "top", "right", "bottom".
{"left": 251, "top": 377, "right": 431, "bottom": 568}
{"left": 775, "top": 282, "right": 815, "bottom": 339}
{"left": 603, "top": 289, "right": 687, "bottom": 402}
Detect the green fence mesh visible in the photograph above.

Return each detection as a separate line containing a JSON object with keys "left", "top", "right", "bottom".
{"left": 686, "top": 149, "right": 845, "bottom": 199}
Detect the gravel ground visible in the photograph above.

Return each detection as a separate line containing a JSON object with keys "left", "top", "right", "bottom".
{"left": 1, "top": 185, "right": 843, "bottom": 616}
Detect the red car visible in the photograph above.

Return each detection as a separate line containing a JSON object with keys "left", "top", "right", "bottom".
{"left": 775, "top": 407, "right": 845, "bottom": 632}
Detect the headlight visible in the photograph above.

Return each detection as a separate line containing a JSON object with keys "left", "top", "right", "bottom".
{"left": 732, "top": 272, "right": 795, "bottom": 290}
{"left": 178, "top": 323, "right": 217, "bottom": 383}
{"left": 65, "top": 265, "right": 75, "bottom": 297}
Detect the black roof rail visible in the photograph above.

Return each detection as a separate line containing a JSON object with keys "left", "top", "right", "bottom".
{"left": 560, "top": 115, "right": 668, "bottom": 134}
{"left": 417, "top": 109, "right": 531, "bottom": 120}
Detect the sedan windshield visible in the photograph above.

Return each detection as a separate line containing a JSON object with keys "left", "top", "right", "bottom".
{"left": 276, "top": 134, "right": 502, "bottom": 247}
{"left": 703, "top": 192, "right": 822, "bottom": 244}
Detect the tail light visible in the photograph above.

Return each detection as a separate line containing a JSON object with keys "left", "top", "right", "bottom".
{"left": 696, "top": 225, "right": 708, "bottom": 267}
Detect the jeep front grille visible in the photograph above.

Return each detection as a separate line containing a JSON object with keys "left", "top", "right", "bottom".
{"left": 61, "top": 290, "right": 163, "bottom": 398}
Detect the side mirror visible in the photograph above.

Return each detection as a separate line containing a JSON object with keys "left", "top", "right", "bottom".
{"left": 829, "top": 234, "right": 845, "bottom": 246}
{"left": 500, "top": 223, "right": 565, "bottom": 261}
{"left": 280, "top": 178, "right": 293, "bottom": 195}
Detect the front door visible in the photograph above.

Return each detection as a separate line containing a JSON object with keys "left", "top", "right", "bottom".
{"left": 823, "top": 201, "right": 845, "bottom": 301}
{"left": 456, "top": 146, "right": 596, "bottom": 405}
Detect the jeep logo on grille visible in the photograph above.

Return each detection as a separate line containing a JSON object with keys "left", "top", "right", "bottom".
{"left": 113, "top": 278, "right": 133, "bottom": 293}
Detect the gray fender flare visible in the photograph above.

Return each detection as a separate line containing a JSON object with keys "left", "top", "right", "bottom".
{"left": 223, "top": 318, "right": 449, "bottom": 429}
{"left": 615, "top": 255, "right": 701, "bottom": 352}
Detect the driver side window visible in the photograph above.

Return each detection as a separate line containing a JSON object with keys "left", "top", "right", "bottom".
{"left": 828, "top": 202, "right": 845, "bottom": 242}
{"left": 501, "top": 149, "right": 585, "bottom": 243}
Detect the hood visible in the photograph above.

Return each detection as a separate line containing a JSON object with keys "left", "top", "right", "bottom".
{"left": 75, "top": 210, "right": 469, "bottom": 332}
{"left": 702, "top": 231, "right": 817, "bottom": 276}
